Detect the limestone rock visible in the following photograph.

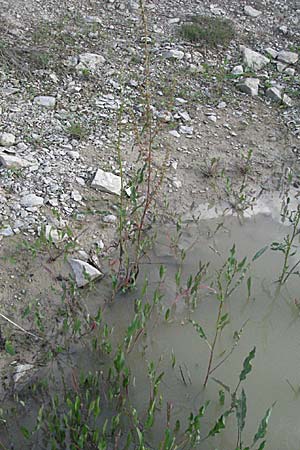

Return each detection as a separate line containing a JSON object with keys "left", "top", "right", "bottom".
{"left": 0, "top": 226, "right": 13, "bottom": 237}
{"left": 277, "top": 50, "right": 298, "bottom": 64}
{"left": 103, "top": 214, "right": 117, "bottom": 223}
{"left": 285, "top": 67, "right": 295, "bottom": 76}
{"left": 69, "top": 258, "right": 102, "bottom": 287}
{"left": 232, "top": 65, "right": 244, "bottom": 75}
{"left": 0, "top": 153, "right": 34, "bottom": 168}
{"left": 241, "top": 47, "right": 270, "bottom": 71}
{"left": 14, "top": 364, "right": 34, "bottom": 384}
{"left": 179, "top": 125, "right": 193, "bottom": 135}
{"left": 266, "top": 87, "right": 282, "bottom": 102}
{"left": 0, "top": 132, "right": 15, "bottom": 147}
{"left": 77, "top": 53, "right": 105, "bottom": 71}
{"left": 238, "top": 78, "right": 260, "bottom": 96}
{"left": 20, "top": 194, "right": 44, "bottom": 208}
{"left": 282, "top": 94, "right": 293, "bottom": 107}
{"left": 162, "top": 49, "right": 184, "bottom": 60}
{"left": 265, "top": 48, "right": 278, "bottom": 59}
{"left": 244, "top": 5, "right": 261, "bottom": 17}
{"left": 34, "top": 96, "right": 56, "bottom": 108}
{"left": 91, "top": 168, "right": 121, "bottom": 195}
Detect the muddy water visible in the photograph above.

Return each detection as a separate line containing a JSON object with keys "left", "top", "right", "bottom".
{"left": 2, "top": 212, "right": 300, "bottom": 449}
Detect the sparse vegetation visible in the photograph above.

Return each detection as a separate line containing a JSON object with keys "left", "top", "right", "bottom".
{"left": 179, "top": 15, "right": 235, "bottom": 48}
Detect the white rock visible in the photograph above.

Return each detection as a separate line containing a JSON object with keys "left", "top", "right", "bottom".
{"left": 232, "top": 65, "right": 244, "bottom": 75}
{"left": 85, "top": 15, "right": 102, "bottom": 24}
{"left": 38, "top": 225, "right": 61, "bottom": 243}
{"left": 169, "top": 130, "right": 181, "bottom": 138}
{"left": 14, "top": 364, "right": 34, "bottom": 384}
{"left": 241, "top": 46, "right": 270, "bottom": 71}
{"left": 285, "top": 67, "right": 295, "bottom": 76}
{"left": 0, "top": 226, "right": 13, "bottom": 237}
{"left": 103, "top": 214, "right": 117, "bottom": 223}
{"left": 266, "top": 87, "right": 282, "bottom": 102}
{"left": 277, "top": 50, "right": 299, "bottom": 64}
{"left": 179, "top": 125, "right": 193, "bottom": 135}
{"left": 279, "top": 25, "right": 288, "bottom": 34}
{"left": 282, "top": 94, "right": 293, "bottom": 107}
{"left": 69, "top": 258, "right": 102, "bottom": 287}
{"left": 71, "top": 190, "right": 82, "bottom": 202}
{"left": 238, "top": 78, "right": 260, "bottom": 96}
{"left": 20, "top": 194, "right": 44, "bottom": 208}
{"left": 244, "top": 5, "right": 261, "bottom": 17}
{"left": 91, "top": 168, "right": 121, "bottom": 195}
{"left": 34, "top": 96, "right": 56, "bottom": 108}
{"left": 217, "top": 101, "right": 227, "bottom": 109}
{"left": 168, "top": 17, "right": 180, "bottom": 24}
{"left": 277, "top": 62, "right": 287, "bottom": 72}
{"left": 162, "top": 49, "right": 184, "bottom": 60}
{"left": 208, "top": 115, "right": 217, "bottom": 123}
{"left": 0, "top": 132, "right": 15, "bottom": 147}
{"left": 172, "top": 179, "right": 182, "bottom": 189}
{"left": 265, "top": 48, "right": 278, "bottom": 59}
{"left": 77, "top": 53, "right": 105, "bottom": 71}
{"left": 0, "top": 153, "right": 34, "bottom": 168}
{"left": 178, "top": 111, "right": 191, "bottom": 122}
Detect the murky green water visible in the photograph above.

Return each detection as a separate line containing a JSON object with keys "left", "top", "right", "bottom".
{"left": 2, "top": 212, "right": 300, "bottom": 449}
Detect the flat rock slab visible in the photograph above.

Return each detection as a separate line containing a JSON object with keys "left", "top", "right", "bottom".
{"left": 277, "top": 50, "right": 298, "bottom": 64}
{"left": 69, "top": 258, "right": 102, "bottom": 287}
{"left": 241, "top": 47, "right": 270, "bottom": 71}
{"left": 33, "top": 96, "right": 56, "bottom": 108}
{"left": 20, "top": 194, "right": 44, "bottom": 208}
{"left": 91, "top": 168, "right": 121, "bottom": 195}
{"left": 0, "top": 153, "right": 34, "bottom": 168}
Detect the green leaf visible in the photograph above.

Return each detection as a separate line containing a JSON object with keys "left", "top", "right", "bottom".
{"left": 257, "top": 441, "right": 266, "bottom": 450}
{"left": 239, "top": 347, "right": 256, "bottom": 382}
{"left": 159, "top": 265, "right": 166, "bottom": 280}
{"left": 5, "top": 340, "right": 15, "bottom": 356}
{"left": 252, "top": 246, "right": 268, "bottom": 261}
{"left": 247, "top": 277, "right": 251, "bottom": 298}
{"left": 236, "top": 388, "right": 247, "bottom": 434}
{"left": 21, "top": 426, "right": 31, "bottom": 439}
{"left": 208, "top": 414, "right": 226, "bottom": 437}
{"left": 252, "top": 405, "right": 273, "bottom": 445}
{"left": 189, "top": 320, "right": 207, "bottom": 340}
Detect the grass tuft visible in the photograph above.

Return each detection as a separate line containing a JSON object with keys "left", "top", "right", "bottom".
{"left": 179, "top": 15, "right": 235, "bottom": 48}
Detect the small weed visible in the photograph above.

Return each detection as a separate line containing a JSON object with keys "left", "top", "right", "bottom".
{"left": 179, "top": 15, "right": 235, "bottom": 48}
{"left": 66, "top": 122, "right": 88, "bottom": 140}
